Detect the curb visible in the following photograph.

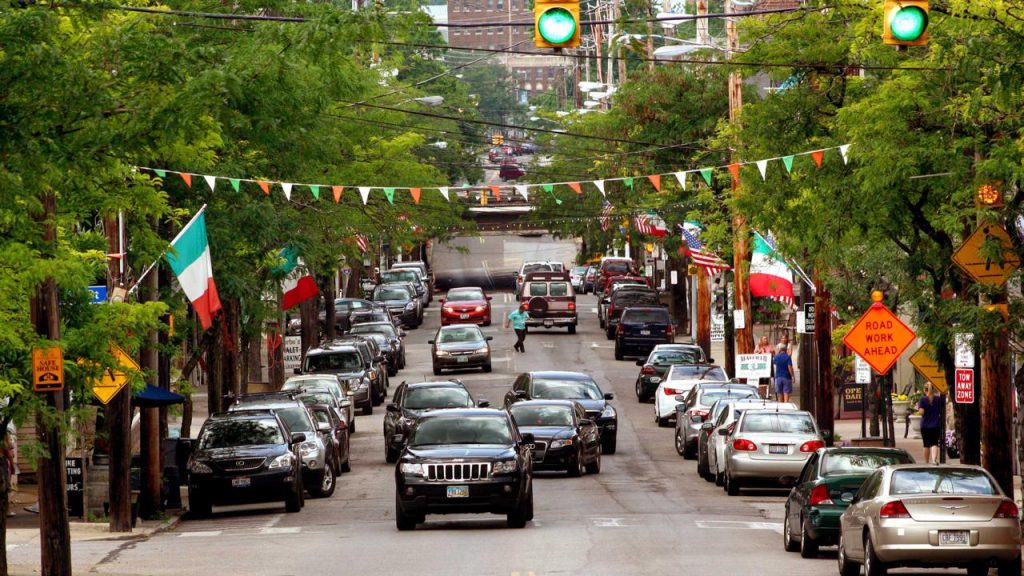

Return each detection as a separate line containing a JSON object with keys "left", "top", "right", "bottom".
{"left": 77, "top": 511, "right": 183, "bottom": 542}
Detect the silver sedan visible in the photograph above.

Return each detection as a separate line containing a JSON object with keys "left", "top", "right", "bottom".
{"left": 723, "top": 409, "right": 821, "bottom": 496}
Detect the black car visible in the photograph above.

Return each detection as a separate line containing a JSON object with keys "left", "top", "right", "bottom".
{"left": 320, "top": 298, "right": 376, "bottom": 335}
{"left": 383, "top": 380, "right": 480, "bottom": 463}
{"left": 372, "top": 284, "right": 420, "bottom": 328}
{"left": 186, "top": 410, "right": 305, "bottom": 517}
{"left": 393, "top": 408, "right": 535, "bottom": 530}
{"left": 614, "top": 306, "right": 675, "bottom": 360}
{"left": 634, "top": 344, "right": 709, "bottom": 402}
{"left": 331, "top": 336, "right": 389, "bottom": 405}
{"left": 302, "top": 342, "right": 375, "bottom": 415}
{"left": 604, "top": 287, "right": 661, "bottom": 339}
{"left": 349, "top": 309, "right": 401, "bottom": 331}
{"left": 505, "top": 371, "right": 618, "bottom": 454}
{"left": 349, "top": 321, "right": 406, "bottom": 375}
{"left": 508, "top": 400, "right": 601, "bottom": 476}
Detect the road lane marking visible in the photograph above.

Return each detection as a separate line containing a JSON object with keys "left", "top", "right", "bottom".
{"left": 592, "top": 517, "right": 630, "bottom": 527}
{"left": 262, "top": 513, "right": 284, "bottom": 529}
{"left": 590, "top": 308, "right": 598, "bottom": 313}
{"left": 541, "top": 342, "right": 554, "bottom": 349}
{"left": 258, "top": 527, "right": 302, "bottom": 535}
{"left": 179, "top": 531, "right": 222, "bottom": 538}
{"left": 694, "top": 520, "right": 783, "bottom": 534}
{"left": 590, "top": 343, "right": 613, "bottom": 349}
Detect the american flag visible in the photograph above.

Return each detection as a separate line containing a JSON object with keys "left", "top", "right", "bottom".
{"left": 600, "top": 201, "right": 614, "bottom": 231}
{"left": 355, "top": 234, "right": 370, "bottom": 253}
{"left": 633, "top": 213, "right": 667, "bottom": 237}
{"left": 681, "top": 227, "right": 731, "bottom": 275}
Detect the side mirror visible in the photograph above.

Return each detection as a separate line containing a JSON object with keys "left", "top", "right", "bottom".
{"left": 293, "top": 368, "right": 302, "bottom": 375}
{"left": 604, "top": 392, "right": 615, "bottom": 401}
{"left": 635, "top": 360, "right": 644, "bottom": 367}
{"left": 514, "top": 390, "right": 528, "bottom": 398}
{"left": 346, "top": 390, "right": 355, "bottom": 397}
{"left": 477, "top": 399, "right": 491, "bottom": 408}
{"left": 317, "top": 421, "right": 332, "bottom": 433}
{"left": 340, "top": 400, "right": 352, "bottom": 408}
{"left": 520, "top": 433, "right": 535, "bottom": 446}
{"left": 290, "top": 432, "right": 307, "bottom": 444}
{"left": 486, "top": 336, "right": 493, "bottom": 341}
{"left": 399, "top": 330, "right": 406, "bottom": 337}
{"left": 701, "top": 422, "right": 714, "bottom": 430}
{"left": 486, "top": 296, "right": 493, "bottom": 301}
{"left": 391, "top": 434, "right": 405, "bottom": 445}
{"left": 674, "top": 394, "right": 687, "bottom": 402}
{"left": 427, "top": 340, "right": 435, "bottom": 345}
{"left": 439, "top": 298, "right": 446, "bottom": 304}
{"left": 675, "top": 404, "right": 688, "bottom": 413}
{"left": 386, "top": 403, "right": 399, "bottom": 413}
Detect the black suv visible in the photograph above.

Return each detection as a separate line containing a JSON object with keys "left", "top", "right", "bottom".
{"left": 505, "top": 371, "right": 618, "bottom": 454}
{"left": 394, "top": 408, "right": 534, "bottom": 530}
{"left": 303, "top": 342, "right": 375, "bottom": 415}
{"left": 605, "top": 287, "right": 661, "bottom": 339}
{"left": 614, "top": 306, "right": 675, "bottom": 360}
{"left": 332, "top": 336, "right": 389, "bottom": 405}
{"left": 384, "top": 380, "right": 482, "bottom": 463}
{"left": 372, "top": 284, "right": 421, "bottom": 328}
{"left": 186, "top": 410, "right": 305, "bottom": 517}
{"left": 348, "top": 321, "right": 406, "bottom": 375}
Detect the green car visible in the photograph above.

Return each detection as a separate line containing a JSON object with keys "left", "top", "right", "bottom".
{"left": 783, "top": 447, "right": 913, "bottom": 558}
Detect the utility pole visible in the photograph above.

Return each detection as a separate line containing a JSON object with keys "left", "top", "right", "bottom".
{"left": 814, "top": 276, "right": 834, "bottom": 445}
{"left": 726, "top": 0, "right": 753, "bottom": 356}
{"left": 104, "top": 214, "right": 132, "bottom": 533}
{"left": 981, "top": 265, "right": 1013, "bottom": 495}
{"left": 139, "top": 250, "right": 161, "bottom": 519}
{"left": 798, "top": 279, "right": 816, "bottom": 414}
{"left": 696, "top": 0, "right": 710, "bottom": 46}
{"left": 34, "top": 192, "right": 72, "bottom": 575}
{"left": 696, "top": 268, "right": 711, "bottom": 361}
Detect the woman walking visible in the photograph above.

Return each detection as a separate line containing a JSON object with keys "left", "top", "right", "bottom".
{"left": 917, "top": 383, "right": 942, "bottom": 464}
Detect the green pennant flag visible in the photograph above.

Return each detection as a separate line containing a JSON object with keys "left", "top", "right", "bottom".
{"left": 229, "top": 179, "right": 240, "bottom": 193}
{"left": 542, "top": 184, "right": 561, "bottom": 205}
{"left": 623, "top": 177, "right": 634, "bottom": 190}
{"left": 782, "top": 155, "right": 794, "bottom": 174}
{"left": 309, "top": 185, "right": 320, "bottom": 200}
{"left": 154, "top": 169, "right": 167, "bottom": 178}
{"left": 384, "top": 188, "right": 395, "bottom": 204}
{"left": 700, "top": 168, "right": 713, "bottom": 186}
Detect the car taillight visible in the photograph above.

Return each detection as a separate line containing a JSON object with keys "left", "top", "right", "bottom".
{"left": 617, "top": 323, "right": 624, "bottom": 335}
{"left": 641, "top": 366, "right": 656, "bottom": 375}
{"left": 800, "top": 440, "right": 825, "bottom": 453}
{"left": 732, "top": 438, "right": 757, "bottom": 451}
{"left": 994, "top": 500, "right": 1019, "bottom": 519}
{"left": 666, "top": 324, "right": 674, "bottom": 337}
{"left": 607, "top": 304, "right": 614, "bottom": 316}
{"left": 568, "top": 302, "right": 576, "bottom": 311}
{"left": 664, "top": 387, "right": 681, "bottom": 395}
{"left": 809, "top": 484, "right": 834, "bottom": 506}
{"left": 879, "top": 500, "right": 912, "bottom": 519}
{"left": 690, "top": 409, "right": 708, "bottom": 422}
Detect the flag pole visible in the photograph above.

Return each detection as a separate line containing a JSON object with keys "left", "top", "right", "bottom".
{"left": 127, "top": 204, "right": 208, "bottom": 295}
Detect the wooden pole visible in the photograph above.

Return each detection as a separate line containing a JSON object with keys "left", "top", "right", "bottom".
{"left": 726, "top": 0, "right": 753, "bottom": 356}
{"left": 696, "top": 268, "right": 711, "bottom": 361}
{"left": 981, "top": 291, "right": 1013, "bottom": 496}
{"left": 103, "top": 214, "right": 132, "bottom": 533}
{"left": 798, "top": 279, "right": 815, "bottom": 413}
{"left": 814, "top": 278, "right": 834, "bottom": 445}
{"left": 139, "top": 256, "right": 161, "bottom": 518}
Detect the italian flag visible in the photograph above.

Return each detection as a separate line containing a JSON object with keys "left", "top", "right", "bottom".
{"left": 277, "top": 246, "right": 319, "bottom": 310}
{"left": 749, "top": 233, "right": 795, "bottom": 306}
{"left": 165, "top": 208, "right": 222, "bottom": 330}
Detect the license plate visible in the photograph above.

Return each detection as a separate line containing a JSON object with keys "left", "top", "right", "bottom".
{"left": 460, "top": 313, "right": 470, "bottom": 319}
{"left": 456, "top": 356, "right": 469, "bottom": 363}
{"left": 446, "top": 485, "right": 469, "bottom": 498}
{"left": 231, "top": 477, "right": 251, "bottom": 488}
{"left": 939, "top": 531, "right": 969, "bottom": 546}
{"left": 769, "top": 445, "right": 788, "bottom": 454}
{"left": 640, "top": 330, "right": 651, "bottom": 335}
{"left": 544, "top": 320, "right": 553, "bottom": 327}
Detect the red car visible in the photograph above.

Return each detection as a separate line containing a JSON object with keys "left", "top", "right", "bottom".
{"left": 440, "top": 287, "right": 493, "bottom": 326}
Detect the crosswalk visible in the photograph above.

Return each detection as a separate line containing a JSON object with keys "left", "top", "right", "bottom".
{"left": 175, "top": 512, "right": 312, "bottom": 539}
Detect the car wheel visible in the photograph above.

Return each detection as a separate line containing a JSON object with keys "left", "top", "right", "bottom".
{"left": 864, "top": 534, "right": 887, "bottom": 576}
{"left": 726, "top": 473, "right": 741, "bottom": 496}
{"left": 523, "top": 482, "right": 535, "bottom": 522}
{"left": 967, "top": 564, "right": 989, "bottom": 576}
{"left": 483, "top": 318, "right": 492, "bottom": 327}
{"left": 674, "top": 429, "right": 686, "bottom": 456}
{"left": 310, "top": 465, "right": 336, "bottom": 498}
{"left": 483, "top": 362, "right": 492, "bottom": 373}
{"left": 349, "top": 418, "right": 356, "bottom": 434}
{"left": 388, "top": 367, "right": 397, "bottom": 377}
{"left": 189, "top": 493, "right": 212, "bottom": 518}
{"left": 362, "top": 404, "right": 373, "bottom": 416}
{"left": 585, "top": 449, "right": 601, "bottom": 474}
{"left": 599, "top": 317, "right": 605, "bottom": 329}
{"left": 606, "top": 328, "right": 615, "bottom": 341}
{"left": 507, "top": 492, "right": 530, "bottom": 528}
{"left": 385, "top": 445, "right": 399, "bottom": 464}
{"left": 656, "top": 413, "right": 670, "bottom": 428}
{"left": 568, "top": 324, "right": 576, "bottom": 335}
{"left": 601, "top": 435, "right": 616, "bottom": 455}
{"left": 432, "top": 363, "right": 442, "bottom": 376}
{"left": 567, "top": 449, "right": 583, "bottom": 477}
{"left": 998, "top": 555, "right": 1022, "bottom": 576}
{"left": 715, "top": 469, "right": 724, "bottom": 486}
{"left": 837, "top": 532, "right": 859, "bottom": 576}
{"left": 614, "top": 344, "right": 623, "bottom": 361}
{"left": 783, "top": 507, "right": 799, "bottom": 552}
{"left": 635, "top": 380, "right": 646, "bottom": 403}
{"left": 799, "top": 517, "right": 819, "bottom": 558}
{"left": 696, "top": 447, "right": 708, "bottom": 478}
{"left": 341, "top": 454, "right": 352, "bottom": 473}
{"left": 285, "top": 483, "right": 302, "bottom": 513}
{"left": 683, "top": 439, "right": 697, "bottom": 460}
{"left": 395, "top": 495, "right": 417, "bottom": 531}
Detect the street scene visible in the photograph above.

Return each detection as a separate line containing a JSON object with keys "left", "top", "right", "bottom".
{"left": 2, "top": 0, "right": 1024, "bottom": 575}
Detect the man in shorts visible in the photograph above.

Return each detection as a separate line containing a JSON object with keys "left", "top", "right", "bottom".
{"left": 772, "top": 343, "right": 794, "bottom": 403}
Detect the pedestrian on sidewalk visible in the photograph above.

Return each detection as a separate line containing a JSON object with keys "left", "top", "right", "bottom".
{"left": 506, "top": 303, "right": 530, "bottom": 353}
{"left": 773, "top": 343, "right": 794, "bottom": 403}
{"left": 917, "top": 383, "right": 942, "bottom": 464}
{"left": 777, "top": 333, "right": 792, "bottom": 355}
{"left": 755, "top": 336, "right": 774, "bottom": 398}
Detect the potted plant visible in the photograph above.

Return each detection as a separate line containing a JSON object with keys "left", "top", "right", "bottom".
{"left": 945, "top": 429, "right": 960, "bottom": 459}
{"left": 890, "top": 392, "right": 912, "bottom": 419}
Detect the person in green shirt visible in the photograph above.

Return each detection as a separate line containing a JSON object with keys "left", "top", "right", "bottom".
{"left": 506, "top": 303, "right": 530, "bottom": 353}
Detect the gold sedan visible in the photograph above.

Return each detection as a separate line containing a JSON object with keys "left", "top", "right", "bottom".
{"left": 838, "top": 464, "right": 1021, "bottom": 576}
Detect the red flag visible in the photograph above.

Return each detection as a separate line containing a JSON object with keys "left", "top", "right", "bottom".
{"left": 257, "top": 181, "right": 270, "bottom": 195}
{"left": 410, "top": 188, "right": 421, "bottom": 204}
{"left": 180, "top": 173, "right": 192, "bottom": 188}
{"left": 568, "top": 182, "right": 582, "bottom": 194}
{"left": 727, "top": 163, "right": 740, "bottom": 187}
{"left": 332, "top": 186, "right": 344, "bottom": 203}
{"left": 647, "top": 174, "right": 661, "bottom": 192}
{"left": 489, "top": 185, "right": 501, "bottom": 202}
{"left": 811, "top": 150, "right": 824, "bottom": 169}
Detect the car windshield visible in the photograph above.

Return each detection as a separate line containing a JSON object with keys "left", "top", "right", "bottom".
{"left": 611, "top": 280, "right": 644, "bottom": 290}
{"left": 572, "top": 267, "right": 588, "bottom": 275}
{"left": 523, "top": 263, "right": 552, "bottom": 274}
{"left": 739, "top": 412, "right": 816, "bottom": 434}
{"left": 332, "top": 300, "right": 368, "bottom": 312}
{"left": 532, "top": 378, "right": 603, "bottom": 400}
{"left": 890, "top": 469, "right": 998, "bottom": 495}
{"left": 603, "top": 261, "right": 630, "bottom": 273}
{"left": 438, "top": 327, "right": 485, "bottom": 344}
{"left": 304, "top": 351, "right": 363, "bottom": 372}
{"left": 350, "top": 324, "right": 397, "bottom": 338}
{"left": 650, "top": 350, "right": 702, "bottom": 365}
{"left": 404, "top": 387, "right": 473, "bottom": 410}
{"left": 374, "top": 288, "right": 408, "bottom": 301}
{"left": 199, "top": 419, "right": 283, "bottom": 449}
{"left": 351, "top": 312, "right": 388, "bottom": 323}
{"left": 381, "top": 270, "right": 419, "bottom": 283}
{"left": 357, "top": 333, "right": 388, "bottom": 348}
{"left": 282, "top": 378, "right": 338, "bottom": 392}
{"left": 298, "top": 392, "right": 335, "bottom": 407}
{"left": 410, "top": 416, "right": 512, "bottom": 446}
{"left": 509, "top": 405, "right": 573, "bottom": 427}
{"left": 275, "top": 407, "right": 314, "bottom": 433}
{"left": 669, "top": 366, "right": 728, "bottom": 380}
{"left": 822, "top": 452, "right": 913, "bottom": 476}
{"left": 613, "top": 292, "right": 657, "bottom": 306}
{"left": 700, "top": 389, "right": 757, "bottom": 407}
{"left": 447, "top": 290, "right": 485, "bottom": 302}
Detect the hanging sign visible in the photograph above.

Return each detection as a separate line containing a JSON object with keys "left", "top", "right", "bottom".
{"left": 735, "top": 354, "right": 772, "bottom": 380}
{"left": 710, "top": 314, "right": 725, "bottom": 342}
{"left": 283, "top": 336, "right": 303, "bottom": 373}
{"left": 954, "top": 334, "right": 974, "bottom": 369}
{"left": 841, "top": 292, "right": 916, "bottom": 375}
{"left": 32, "top": 346, "right": 65, "bottom": 392}
{"left": 90, "top": 344, "right": 139, "bottom": 404}
{"left": 908, "top": 345, "right": 948, "bottom": 394}
{"left": 802, "top": 302, "right": 815, "bottom": 334}
{"left": 954, "top": 368, "right": 974, "bottom": 404}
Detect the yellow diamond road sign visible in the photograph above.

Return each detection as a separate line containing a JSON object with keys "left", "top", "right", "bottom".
{"left": 91, "top": 344, "right": 138, "bottom": 405}
{"left": 909, "top": 346, "right": 948, "bottom": 395}
{"left": 952, "top": 224, "right": 1021, "bottom": 287}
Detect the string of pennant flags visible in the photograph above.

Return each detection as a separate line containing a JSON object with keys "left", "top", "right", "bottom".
{"left": 137, "top": 143, "right": 850, "bottom": 204}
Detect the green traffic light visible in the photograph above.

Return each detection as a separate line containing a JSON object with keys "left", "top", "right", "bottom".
{"left": 890, "top": 6, "right": 927, "bottom": 41}
{"left": 537, "top": 7, "right": 576, "bottom": 45}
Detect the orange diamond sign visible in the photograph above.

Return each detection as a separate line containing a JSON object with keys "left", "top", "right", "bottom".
{"left": 842, "top": 302, "right": 917, "bottom": 375}
{"left": 952, "top": 224, "right": 1021, "bottom": 287}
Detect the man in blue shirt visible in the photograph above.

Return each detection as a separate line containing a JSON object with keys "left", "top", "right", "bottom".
{"left": 507, "top": 303, "right": 530, "bottom": 353}
{"left": 772, "top": 344, "right": 794, "bottom": 403}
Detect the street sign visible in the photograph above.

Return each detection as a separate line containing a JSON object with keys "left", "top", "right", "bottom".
{"left": 954, "top": 368, "right": 974, "bottom": 404}
{"left": 841, "top": 297, "right": 916, "bottom": 375}
{"left": 855, "top": 354, "right": 871, "bottom": 384}
{"left": 802, "top": 303, "right": 815, "bottom": 334}
{"left": 733, "top": 309, "right": 746, "bottom": 330}
{"left": 909, "top": 346, "right": 948, "bottom": 394}
{"left": 796, "top": 311, "right": 806, "bottom": 334}
{"left": 710, "top": 314, "right": 725, "bottom": 342}
{"left": 32, "top": 346, "right": 64, "bottom": 392}
{"left": 90, "top": 344, "right": 139, "bottom": 404}
{"left": 283, "top": 336, "right": 302, "bottom": 373}
{"left": 87, "top": 285, "right": 108, "bottom": 304}
{"left": 735, "top": 354, "right": 772, "bottom": 380}
{"left": 954, "top": 333, "right": 974, "bottom": 368}
{"left": 952, "top": 223, "right": 1021, "bottom": 287}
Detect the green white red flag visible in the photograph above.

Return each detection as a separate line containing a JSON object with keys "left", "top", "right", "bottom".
{"left": 164, "top": 207, "right": 222, "bottom": 330}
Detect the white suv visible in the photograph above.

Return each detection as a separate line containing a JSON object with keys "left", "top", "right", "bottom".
{"left": 515, "top": 261, "right": 563, "bottom": 298}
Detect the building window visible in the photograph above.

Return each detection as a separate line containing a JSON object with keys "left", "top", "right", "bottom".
{"left": 497, "top": 0, "right": 503, "bottom": 8}
{"left": 475, "top": 0, "right": 481, "bottom": 10}
{"left": 547, "top": 68, "right": 555, "bottom": 78}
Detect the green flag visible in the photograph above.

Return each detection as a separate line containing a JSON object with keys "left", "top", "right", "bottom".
{"left": 154, "top": 169, "right": 167, "bottom": 178}
{"left": 782, "top": 155, "right": 794, "bottom": 174}
{"left": 623, "top": 177, "right": 634, "bottom": 190}
{"left": 229, "top": 179, "right": 241, "bottom": 193}
{"left": 700, "top": 168, "right": 713, "bottom": 186}
{"left": 310, "top": 185, "right": 320, "bottom": 200}
{"left": 384, "top": 188, "right": 395, "bottom": 204}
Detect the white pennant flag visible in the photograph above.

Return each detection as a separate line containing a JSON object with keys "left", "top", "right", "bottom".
{"left": 756, "top": 160, "right": 769, "bottom": 180}
{"left": 593, "top": 180, "right": 605, "bottom": 196}
{"left": 438, "top": 187, "right": 449, "bottom": 201}
{"left": 673, "top": 172, "right": 687, "bottom": 190}
{"left": 839, "top": 144, "right": 850, "bottom": 164}
{"left": 204, "top": 175, "right": 217, "bottom": 191}
{"left": 515, "top": 185, "right": 528, "bottom": 201}
{"left": 358, "top": 187, "right": 371, "bottom": 205}
{"left": 282, "top": 183, "right": 293, "bottom": 200}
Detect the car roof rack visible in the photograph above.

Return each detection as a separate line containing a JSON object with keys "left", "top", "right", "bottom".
{"left": 524, "top": 271, "right": 571, "bottom": 282}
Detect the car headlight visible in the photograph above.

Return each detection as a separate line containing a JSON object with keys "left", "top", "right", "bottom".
{"left": 491, "top": 460, "right": 517, "bottom": 475}
{"left": 601, "top": 405, "right": 616, "bottom": 418}
{"left": 473, "top": 347, "right": 489, "bottom": 354}
{"left": 268, "top": 453, "right": 295, "bottom": 470}
{"left": 443, "top": 307, "right": 454, "bottom": 313}
{"left": 188, "top": 460, "right": 212, "bottom": 474}
{"left": 400, "top": 462, "right": 425, "bottom": 476}
{"left": 405, "top": 302, "right": 416, "bottom": 310}
{"left": 550, "top": 439, "right": 573, "bottom": 449}
{"left": 299, "top": 441, "right": 320, "bottom": 459}
{"left": 473, "top": 305, "right": 486, "bottom": 312}
{"left": 354, "top": 380, "right": 368, "bottom": 390}
{"left": 435, "top": 350, "right": 450, "bottom": 357}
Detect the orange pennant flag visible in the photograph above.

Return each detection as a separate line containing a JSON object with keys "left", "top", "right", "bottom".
{"left": 727, "top": 163, "right": 740, "bottom": 187}
{"left": 332, "top": 186, "right": 344, "bottom": 203}
{"left": 257, "top": 181, "right": 270, "bottom": 195}
{"left": 489, "top": 185, "right": 501, "bottom": 202}
{"left": 811, "top": 150, "right": 824, "bottom": 169}
{"left": 568, "top": 182, "right": 582, "bottom": 194}
{"left": 179, "top": 173, "right": 192, "bottom": 188}
{"left": 410, "top": 188, "right": 421, "bottom": 204}
{"left": 647, "top": 174, "right": 661, "bottom": 192}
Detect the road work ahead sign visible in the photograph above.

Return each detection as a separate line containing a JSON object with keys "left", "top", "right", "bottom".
{"left": 842, "top": 294, "right": 916, "bottom": 375}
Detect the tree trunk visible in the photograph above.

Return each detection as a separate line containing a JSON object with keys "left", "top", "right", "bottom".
{"left": 868, "top": 376, "right": 880, "bottom": 437}
{"left": 207, "top": 314, "right": 224, "bottom": 415}
{"left": 323, "top": 275, "right": 337, "bottom": 341}
{"left": 0, "top": 448, "right": 10, "bottom": 576}
{"left": 139, "top": 257, "right": 161, "bottom": 519}
{"left": 981, "top": 291, "right": 1013, "bottom": 496}
{"left": 223, "top": 298, "right": 242, "bottom": 401}
{"left": 300, "top": 297, "right": 319, "bottom": 366}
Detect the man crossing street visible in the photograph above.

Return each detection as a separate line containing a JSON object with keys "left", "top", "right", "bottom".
{"left": 506, "top": 302, "right": 530, "bottom": 353}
